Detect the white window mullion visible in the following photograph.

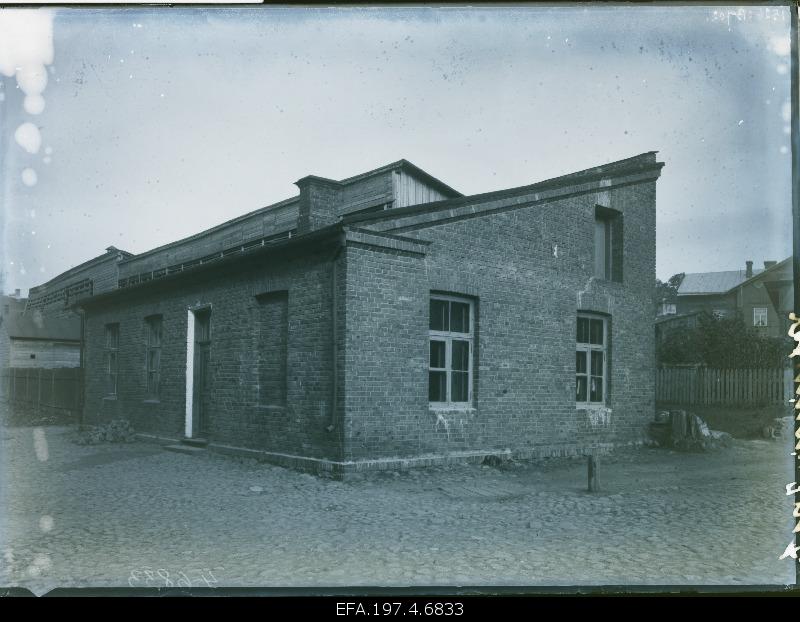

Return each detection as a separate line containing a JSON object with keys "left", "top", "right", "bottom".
{"left": 468, "top": 339, "right": 473, "bottom": 402}
{"left": 577, "top": 314, "right": 608, "bottom": 407}
{"left": 445, "top": 338, "right": 452, "bottom": 403}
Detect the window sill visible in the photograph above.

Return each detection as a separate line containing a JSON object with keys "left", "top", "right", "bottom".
{"left": 576, "top": 404, "right": 610, "bottom": 411}
{"left": 142, "top": 399, "right": 160, "bottom": 404}
{"left": 594, "top": 277, "right": 623, "bottom": 286}
{"left": 429, "top": 405, "right": 476, "bottom": 413}
{"left": 102, "top": 395, "right": 117, "bottom": 401}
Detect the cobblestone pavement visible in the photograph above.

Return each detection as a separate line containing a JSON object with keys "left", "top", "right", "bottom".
{"left": 0, "top": 425, "right": 796, "bottom": 594}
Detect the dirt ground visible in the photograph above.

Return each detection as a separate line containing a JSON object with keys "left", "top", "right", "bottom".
{"left": 0, "top": 423, "right": 796, "bottom": 595}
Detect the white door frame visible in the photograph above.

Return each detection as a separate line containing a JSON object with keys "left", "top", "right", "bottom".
{"left": 184, "top": 304, "right": 212, "bottom": 438}
{"left": 184, "top": 309, "right": 196, "bottom": 438}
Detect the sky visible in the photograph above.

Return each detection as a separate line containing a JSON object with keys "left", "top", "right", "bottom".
{"left": 0, "top": 5, "right": 794, "bottom": 294}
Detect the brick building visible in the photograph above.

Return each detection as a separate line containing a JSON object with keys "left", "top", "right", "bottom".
{"left": 26, "top": 246, "right": 133, "bottom": 319}
{"left": 76, "top": 153, "right": 664, "bottom": 475}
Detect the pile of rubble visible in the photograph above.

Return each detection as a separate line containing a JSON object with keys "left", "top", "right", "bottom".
{"left": 649, "top": 410, "right": 732, "bottom": 451}
{"left": 763, "top": 416, "right": 795, "bottom": 441}
{"left": 73, "top": 420, "right": 137, "bottom": 445}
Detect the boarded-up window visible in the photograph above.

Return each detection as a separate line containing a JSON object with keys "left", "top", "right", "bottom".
{"left": 145, "top": 315, "right": 162, "bottom": 399}
{"left": 594, "top": 218, "right": 611, "bottom": 279}
{"left": 594, "top": 206, "right": 623, "bottom": 282}
{"left": 256, "top": 291, "right": 288, "bottom": 407}
{"left": 104, "top": 323, "right": 119, "bottom": 396}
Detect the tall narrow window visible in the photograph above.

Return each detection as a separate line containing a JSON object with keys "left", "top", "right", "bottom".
{"left": 594, "top": 217, "right": 611, "bottom": 279}
{"left": 429, "top": 295, "right": 474, "bottom": 406}
{"left": 256, "top": 291, "right": 288, "bottom": 407}
{"left": 104, "top": 323, "right": 119, "bottom": 396}
{"left": 594, "top": 206, "right": 622, "bottom": 281}
{"left": 576, "top": 314, "right": 608, "bottom": 406}
{"left": 145, "top": 315, "right": 162, "bottom": 399}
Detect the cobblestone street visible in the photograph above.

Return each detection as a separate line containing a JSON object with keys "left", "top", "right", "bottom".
{"left": 0, "top": 425, "right": 795, "bottom": 594}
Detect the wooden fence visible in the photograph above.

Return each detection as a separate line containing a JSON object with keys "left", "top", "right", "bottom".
{"left": 656, "top": 366, "right": 788, "bottom": 406}
{"left": 1, "top": 367, "right": 82, "bottom": 416}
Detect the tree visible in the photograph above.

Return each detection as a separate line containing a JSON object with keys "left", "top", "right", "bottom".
{"left": 657, "top": 311, "right": 790, "bottom": 368}
{"left": 654, "top": 272, "right": 684, "bottom": 315}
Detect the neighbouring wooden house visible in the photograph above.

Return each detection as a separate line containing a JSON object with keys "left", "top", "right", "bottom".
{"left": 1, "top": 311, "right": 81, "bottom": 368}
{"left": 0, "top": 292, "right": 29, "bottom": 369}
{"left": 1, "top": 247, "right": 132, "bottom": 419}
{"left": 4, "top": 245, "right": 133, "bottom": 370}
{"left": 675, "top": 258, "right": 793, "bottom": 338}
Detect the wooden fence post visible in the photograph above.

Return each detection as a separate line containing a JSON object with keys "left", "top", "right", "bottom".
{"left": 588, "top": 455, "right": 600, "bottom": 493}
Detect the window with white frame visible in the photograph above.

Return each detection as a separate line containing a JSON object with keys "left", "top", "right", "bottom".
{"left": 429, "top": 295, "right": 474, "bottom": 406}
{"left": 576, "top": 314, "right": 608, "bottom": 406}
{"left": 753, "top": 307, "right": 768, "bottom": 327}
{"left": 104, "top": 323, "right": 119, "bottom": 396}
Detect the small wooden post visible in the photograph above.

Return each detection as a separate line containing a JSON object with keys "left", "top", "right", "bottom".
{"left": 37, "top": 367, "right": 42, "bottom": 415}
{"left": 588, "top": 454, "right": 600, "bottom": 492}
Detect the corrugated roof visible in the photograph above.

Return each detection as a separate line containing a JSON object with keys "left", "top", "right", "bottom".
{"left": 678, "top": 269, "right": 763, "bottom": 295}
{"left": 3, "top": 313, "right": 81, "bottom": 341}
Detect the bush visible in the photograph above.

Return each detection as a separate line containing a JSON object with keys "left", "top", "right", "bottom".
{"left": 657, "top": 312, "right": 791, "bottom": 368}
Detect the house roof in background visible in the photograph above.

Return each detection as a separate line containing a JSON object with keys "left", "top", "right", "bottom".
{"left": 1, "top": 295, "right": 28, "bottom": 313}
{"left": 677, "top": 256, "right": 792, "bottom": 296}
{"left": 3, "top": 313, "right": 81, "bottom": 341}
{"left": 732, "top": 256, "right": 793, "bottom": 291}
{"left": 678, "top": 269, "right": 763, "bottom": 295}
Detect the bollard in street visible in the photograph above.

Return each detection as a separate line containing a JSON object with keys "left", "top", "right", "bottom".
{"left": 588, "top": 454, "right": 600, "bottom": 492}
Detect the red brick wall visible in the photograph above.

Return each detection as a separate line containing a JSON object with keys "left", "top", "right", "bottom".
{"left": 83, "top": 248, "right": 344, "bottom": 462}
{"left": 341, "top": 180, "right": 657, "bottom": 461}
{"left": 81, "top": 157, "right": 660, "bottom": 471}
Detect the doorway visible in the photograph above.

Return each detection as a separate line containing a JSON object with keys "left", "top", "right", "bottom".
{"left": 185, "top": 306, "right": 211, "bottom": 439}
